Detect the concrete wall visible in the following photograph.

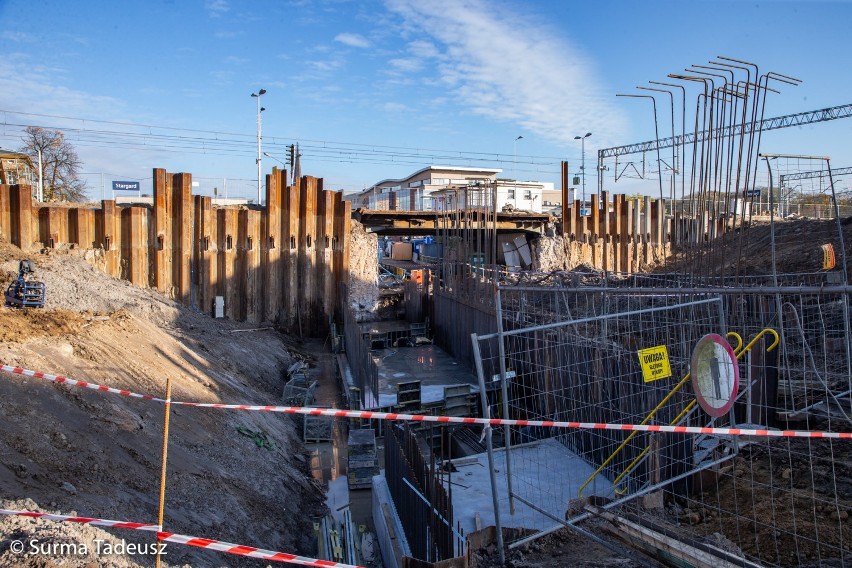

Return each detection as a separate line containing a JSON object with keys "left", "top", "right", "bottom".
{"left": 0, "top": 168, "right": 351, "bottom": 336}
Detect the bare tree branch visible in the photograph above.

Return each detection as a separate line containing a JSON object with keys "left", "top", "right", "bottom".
{"left": 19, "top": 126, "right": 87, "bottom": 202}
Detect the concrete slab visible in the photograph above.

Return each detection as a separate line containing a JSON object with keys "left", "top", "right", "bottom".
{"left": 369, "top": 344, "right": 480, "bottom": 408}
{"left": 445, "top": 438, "right": 614, "bottom": 534}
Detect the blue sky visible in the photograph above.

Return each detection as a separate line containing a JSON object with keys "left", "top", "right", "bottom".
{"left": 0, "top": 0, "right": 850, "bottom": 201}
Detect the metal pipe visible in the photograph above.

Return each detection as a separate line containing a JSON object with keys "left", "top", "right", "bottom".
{"left": 506, "top": 494, "right": 657, "bottom": 567}
{"left": 650, "top": 81, "right": 687, "bottom": 205}
{"left": 493, "top": 289, "right": 516, "bottom": 514}
{"left": 712, "top": 62, "right": 752, "bottom": 213}
{"left": 470, "top": 333, "right": 506, "bottom": 565}
{"left": 155, "top": 376, "right": 173, "bottom": 568}
{"left": 616, "top": 93, "right": 665, "bottom": 207}
{"left": 496, "top": 284, "right": 852, "bottom": 295}
{"left": 823, "top": 159, "right": 852, "bottom": 389}
{"left": 477, "top": 297, "right": 721, "bottom": 340}
{"left": 513, "top": 452, "right": 737, "bottom": 549}
{"left": 638, "top": 86, "right": 677, "bottom": 206}
{"left": 251, "top": 88, "right": 267, "bottom": 204}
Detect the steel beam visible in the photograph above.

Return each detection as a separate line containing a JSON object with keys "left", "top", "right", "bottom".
{"left": 600, "top": 103, "right": 852, "bottom": 159}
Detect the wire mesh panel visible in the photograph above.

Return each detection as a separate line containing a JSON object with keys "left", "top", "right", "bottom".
{"left": 473, "top": 297, "right": 725, "bottom": 533}
{"left": 473, "top": 284, "right": 852, "bottom": 567}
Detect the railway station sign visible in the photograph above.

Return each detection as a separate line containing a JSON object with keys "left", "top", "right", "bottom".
{"left": 690, "top": 334, "right": 739, "bottom": 417}
{"left": 112, "top": 181, "right": 140, "bottom": 191}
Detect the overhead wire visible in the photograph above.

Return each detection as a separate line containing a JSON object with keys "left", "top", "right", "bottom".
{"left": 0, "top": 109, "right": 565, "bottom": 178}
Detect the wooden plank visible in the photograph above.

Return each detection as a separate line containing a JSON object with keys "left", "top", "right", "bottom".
{"left": 591, "top": 506, "right": 764, "bottom": 568}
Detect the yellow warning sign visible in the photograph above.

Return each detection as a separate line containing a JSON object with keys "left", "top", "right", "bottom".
{"left": 638, "top": 345, "right": 672, "bottom": 383}
{"left": 821, "top": 244, "right": 836, "bottom": 270}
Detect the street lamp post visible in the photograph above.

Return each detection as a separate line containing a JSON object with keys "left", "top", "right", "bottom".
{"left": 574, "top": 132, "right": 591, "bottom": 211}
{"left": 513, "top": 135, "right": 523, "bottom": 207}
{"left": 36, "top": 147, "right": 44, "bottom": 202}
{"left": 263, "top": 151, "right": 289, "bottom": 187}
{"left": 251, "top": 88, "right": 267, "bottom": 204}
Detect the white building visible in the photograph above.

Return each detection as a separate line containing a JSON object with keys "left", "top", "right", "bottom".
{"left": 345, "top": 165, "right": 552, "bottom": 213}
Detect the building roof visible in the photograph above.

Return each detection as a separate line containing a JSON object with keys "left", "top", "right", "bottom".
{"left": 370, "top": 165, "right": 503, "bottom": 188}
{"left": 0, "top": 148, "right": 34, "bottom": 166}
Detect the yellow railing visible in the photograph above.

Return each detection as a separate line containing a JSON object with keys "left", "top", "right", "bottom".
{"left": 578, "top": 329, "right": 778, "bottom": 498}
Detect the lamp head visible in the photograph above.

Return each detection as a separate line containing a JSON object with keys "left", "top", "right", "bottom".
{"left": 585, "top": 132, "right": 592, "bottom": 138}
{"left": 259, "top": 88, "right": 267, "bottom": 96}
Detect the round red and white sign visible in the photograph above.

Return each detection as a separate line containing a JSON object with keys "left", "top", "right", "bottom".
{"left": 690, "top": 334, "right": 739, "bottom": 417}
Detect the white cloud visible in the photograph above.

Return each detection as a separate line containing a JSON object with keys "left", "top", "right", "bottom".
{"left": 384, "top": 0, "right": 626, "bottom": 148}
{"left": 0, "top": 31, "right": 36, "bottom": 43}
{"left": 407, "top": 40, "right": 440, "bottom": 59}
{"left": 388, "top": 58, "right": 422, "bottom": 73}
{"left": 308, "top": 59, "right": 343, "bottom": 73}
{"left": 224, "top": 55, "right": 249, "bottom": 65}
{"left": 0, "top": 57, "right": 165, "bottom": 196}
{"left": 210, "top": 69, "right": 234, "bottom": 85}
{"left": 335, "top": 32, "right": 370, "bottom": 49}
{"left": 0, "top": 56, "right": 121, "bottom": 119}
{"left": 205, "top": 0, "right": 230, "bottom": 18}
{"left": 383, "top": 102, "right": 410, "bottom": 113}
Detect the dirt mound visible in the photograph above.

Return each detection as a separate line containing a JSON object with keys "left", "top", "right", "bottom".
{"left": 0, "top": 242, "right": 327, "bottom": 566}
{"left": 0, "top": 309, "right": 88, "bottom": 342}
{"left": 663, "top": 218, "right": 852, "bottom": 277}
{"left": 0, "top": 498, "right": 148, "bottom": 568}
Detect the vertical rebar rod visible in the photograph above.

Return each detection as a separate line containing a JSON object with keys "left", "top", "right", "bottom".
{"left": 637, "top": 86, "right": 677, "bottom": 206}
{"left": 155, "top": 376, "right": 172, "bottom": 568}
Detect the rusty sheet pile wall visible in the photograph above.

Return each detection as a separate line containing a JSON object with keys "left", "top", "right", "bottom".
{"left": 0, "top": 168, "right": 351, "bottom": 336}
{"left": 557, "top": 192, "right": 675, "bottom": 273}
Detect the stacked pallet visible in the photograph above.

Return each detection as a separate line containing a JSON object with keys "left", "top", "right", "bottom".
{"left": 348, "top": 428, "right": 379, "bottom": 490}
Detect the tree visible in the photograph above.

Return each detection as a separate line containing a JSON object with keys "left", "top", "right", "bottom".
{"left": 19, "top": 126, "right": 87, "bottom": 202}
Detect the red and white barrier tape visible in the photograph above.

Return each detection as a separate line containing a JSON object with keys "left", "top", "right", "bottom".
{"left": 0, "top": 364, "right": 160, "bottom": 401}
{"left": 164, "top": 403, "right": 852, "bottom": 439}
{"left": 157, "top": 531, "right": 362, "bottom": 567}
{"left": 0, "top": 509, "right": 363, "bottom": 567}
{"left": 0, "top": 508, "right": 159, "bottom": 531}
{"left": 3, "top": 363, "right": 851, "bottom": 440}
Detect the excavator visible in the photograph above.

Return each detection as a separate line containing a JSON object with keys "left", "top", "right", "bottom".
{"left": 4, "top": 260, "right": 45, "bottom": 308}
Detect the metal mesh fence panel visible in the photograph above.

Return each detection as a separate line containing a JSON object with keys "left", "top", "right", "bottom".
{"left": 471, "top": 285, "right": 851, "bottom": 566}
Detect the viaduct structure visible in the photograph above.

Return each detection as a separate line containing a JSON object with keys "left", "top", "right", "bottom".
{"left": 0, "top": 168, "right": 351, "bottom": 337}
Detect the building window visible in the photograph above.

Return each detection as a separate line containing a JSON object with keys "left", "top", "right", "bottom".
{"left": 508, "top": 189, "right": 515, "bottom": 199}
{"left": 524, "top": 190, "right": 532, "bottom": 200}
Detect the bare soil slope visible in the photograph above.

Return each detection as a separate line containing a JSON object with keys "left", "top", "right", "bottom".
{"left": 0, "top": 242, "right": 326, "bottom": 567}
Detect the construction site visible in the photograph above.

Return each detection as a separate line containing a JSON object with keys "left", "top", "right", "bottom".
{"left": 1, "top": 56, "right": 852, "bottom": 568}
